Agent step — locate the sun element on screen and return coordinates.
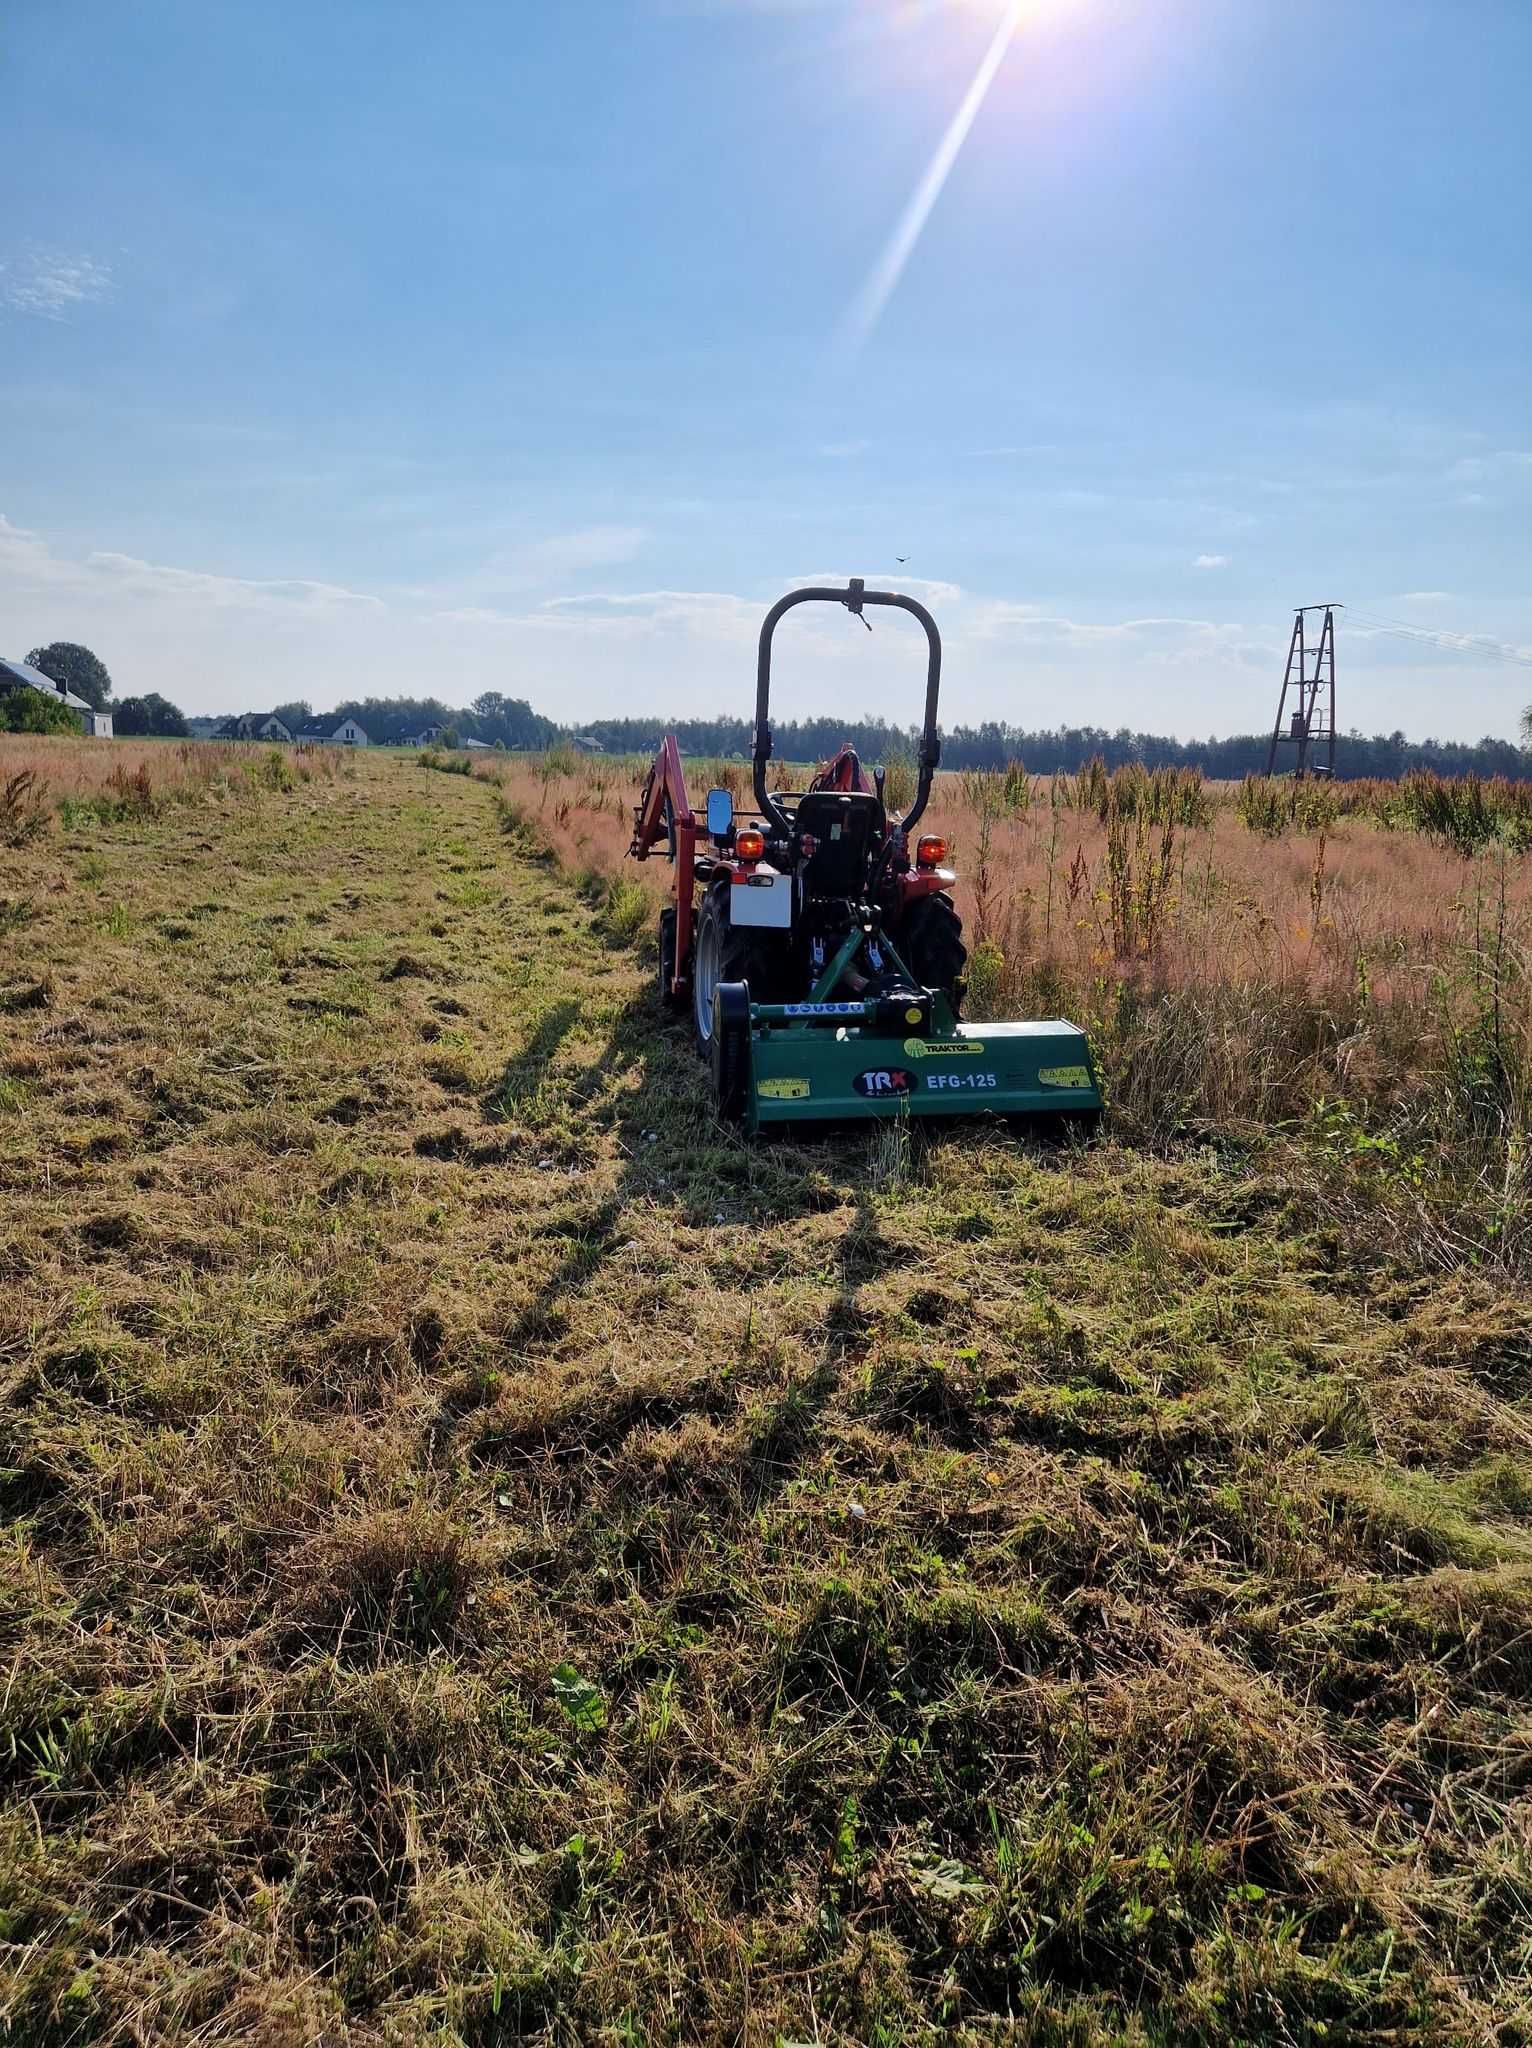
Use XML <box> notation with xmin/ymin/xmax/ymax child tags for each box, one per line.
<box><xmin>952</xmin><ymin>0</ymin><xmax>1083</xmax><ymax>31</ymax></box>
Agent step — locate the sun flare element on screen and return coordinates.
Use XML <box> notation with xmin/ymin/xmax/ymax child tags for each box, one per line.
<box><xmin>840</xmin><ymin>0</ymin><xmax>1029</xmax><ymax>355</ymax></box>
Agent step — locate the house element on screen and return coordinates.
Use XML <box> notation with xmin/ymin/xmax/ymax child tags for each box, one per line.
<box><xmin>295</xmin><ymin>718</ymin><xmax>370</xmax><ymax>747</ymax></box>
<box><xmin>406</xmin><ymin>723</ymin><xmax>446</xmax><ymax>747</ymax></box>
<box><xmin>462</xmin><ymin>737</ymin><xmax>492</xmax><ymax>750</ymax></box>
<box><xmin>223</xmin><ymin>713</ymin><xmax>293</xmax><ymax>742</ymax></box>
<box><xmin>0</xmin><ymin>656</ymin><xmax>114</xmax><ymax>737</ymax></box>
<box><xmin>573</xmin><ymin>733</ymin><xmax>605</xmax><ymax>753</ymax></box>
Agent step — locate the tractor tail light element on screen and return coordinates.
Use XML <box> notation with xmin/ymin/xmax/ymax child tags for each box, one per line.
<box><xmin>734</xmin><ymin>827</ymin><xmax>765</xmax><ymax>861</ymax></box>
<box><xmin>915</xmin><ymin>835</ymin><xmax>948</xmax><ymax>868</ymax></box>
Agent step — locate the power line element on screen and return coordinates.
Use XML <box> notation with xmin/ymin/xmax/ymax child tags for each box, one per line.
<box><xmin>1346</xmin><ymin>609</ymin><xmax>1532</xmax><ymax>672</ymax></box>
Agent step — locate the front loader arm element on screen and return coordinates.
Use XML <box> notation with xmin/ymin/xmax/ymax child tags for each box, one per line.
<box><xmin>629</xmin><ymin>734</ymin><xmax>701</xmax><ymax>1000</ymax></box>
<box><xmin>630</xmin><ymin>734</ymin><xmax>693</xmax><ymax>860</ymax></box>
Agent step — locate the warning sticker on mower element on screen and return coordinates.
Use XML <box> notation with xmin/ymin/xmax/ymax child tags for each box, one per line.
<box><xmin>903</xmin><ymin>1038</ymin><xmax>986</xmax><ymax>1059</ymax></box>
<box><xmin>1038</xmin><ymin>1065</ymin><xmax>1093</xmax><ymax>1088</ymax></box>
<box><xmin>757</xmin><ymin>1077</ymin><xmax>810</xmax><ymax>1100</ymax></box>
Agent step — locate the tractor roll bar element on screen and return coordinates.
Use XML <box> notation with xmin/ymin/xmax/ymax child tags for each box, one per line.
<box><xmin>752</xmin><ymin>580</ymin><xmax>942</xmax><ymax>838</ymax></box>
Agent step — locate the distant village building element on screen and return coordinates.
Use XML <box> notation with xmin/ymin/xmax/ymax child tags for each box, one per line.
<box><xmin>223</xmin><ymin>713</ymin><xmax>293</xmax><ymax>742</ymax></box>
<box><xmin>296</xmin><ymin>718</ymin><xmax>370</xmax><ymax>747</ymax></box>
<box><xmin>573</xmin><ymin>733</ymin><xmax>605</xmax><ymax>753</ymax></box>
<box><xmin>405</xmin><ymin>723</ymin><xmax>446</xmax><ymax>747</ymax></box>
<box><xmin>0</xmin><ymin>656</ymin><xmax>113</xmax><ymax>737</ymax></box>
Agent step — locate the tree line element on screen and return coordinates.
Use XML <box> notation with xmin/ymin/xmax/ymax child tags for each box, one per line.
<box><xmin>7</xmin><ymin>642</ymin><xmax>1531</xmax><ymax>780</ymax></box>
<box><xmin>570</xmin><ymin>714</ymin><xmax>1532</xmax><ymax>782</ymax></box>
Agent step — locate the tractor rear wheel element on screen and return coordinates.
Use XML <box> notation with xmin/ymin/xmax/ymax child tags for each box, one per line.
<box><xmin>692</xmin><ymin>885</ymin><xmax>774</xmax><ymax>1052</ymax></box>
<box><xmin>894</xmin><ymin>891</ymin><xmax>968</xmax><ymax>1015</ymax></box>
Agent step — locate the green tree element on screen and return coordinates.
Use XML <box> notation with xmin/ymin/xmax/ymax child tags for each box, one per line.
<box><xmin>24</xmin><ymin>642</ymin><xmax>113</xmax><ymax>710</ymax></box>
<box><xmin>0</xmin><ymin>687</ymin><xmax>80</xmax><ymax>735</ymax></box>
<box><xmin>1522</xmin><ymin>703</ymin><xmax>1531</xmax><ymax>749</ymax></box>
<box><xmin>114</xmin><ymin>692</ymin><xmax>189</xmax><ymax>738</ymax></box>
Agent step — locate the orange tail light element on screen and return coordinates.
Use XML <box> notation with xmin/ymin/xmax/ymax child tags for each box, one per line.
<box><xmin>734</xmin><ymin>827</ymin><xmax>766</xmax><ymax>861</ymax></box>
<box><xmin>915</xmin><ymin>835</ymin><xmax>948</xmax><ymax>868</ymax></box>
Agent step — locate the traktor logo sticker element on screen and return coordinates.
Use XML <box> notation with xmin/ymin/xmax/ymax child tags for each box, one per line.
<box><xmin>903</xmin><ymin>1038</ymin><xmax>985</xmax><ymax>1059</ymax></box>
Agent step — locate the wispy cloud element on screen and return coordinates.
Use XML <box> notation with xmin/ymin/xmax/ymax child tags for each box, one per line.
<box><xmin>0</xmin><ymin>513</ymin><xmax>378</xmax><ymax>614</ymax></box>
<box><xmin>490</xmin><ymin>524</ymin><xmax>647</xmax><ymax>586</ymax></box>
<box><xmin>1193</xmin><ymin>553</ymin><xmax>1229</xmax><ymax>570</ymax></box>
<box><xmin>0</xmin><ymin>248</ymin><xmax>114</xmax><ymax>321</ymax></box>
<box><xmin>1448</xmin><ymin>449</ymin><xmax>1532</xmax><ymax>484</ymax></box>
<box><xmin>538</xmin><ymin>588</ymin><xmax>761</xmax><ymax>640</ymax></box>
<box><xmin>417</xmin><ymin>525</ymin><xmax>649</xmax><ymax>607</ymax></box>
<box><xmin>87</xmin><ymin>551</ymin><xmax>381</xmax><ymax>613</ymax></box>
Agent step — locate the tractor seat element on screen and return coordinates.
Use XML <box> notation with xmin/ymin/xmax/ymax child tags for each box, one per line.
<box><xmin>793</xmin><ymin>790</ymin><xmax>884</xmax><ymax>897</ymax></box>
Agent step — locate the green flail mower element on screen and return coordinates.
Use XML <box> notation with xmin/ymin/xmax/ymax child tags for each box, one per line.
<box><xmin>629</xmin><ymin>580</ymin><xmax>1102</xmax><ymax>1134</ymax></box>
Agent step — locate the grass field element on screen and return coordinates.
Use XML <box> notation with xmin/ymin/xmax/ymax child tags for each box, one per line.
<box><xmin>3</xmin><ymin>743</ymin><xmax>1531</xmax><ymax>2044</ymax></box>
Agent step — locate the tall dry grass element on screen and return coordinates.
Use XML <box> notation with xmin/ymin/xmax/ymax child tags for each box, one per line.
<box><xmin>459</xmin><ymin>748</ymin><xmax>1532</xmax><ymax>1275</ymax></box>
<box><xmin>0</xmin><ymin>732</ymin><xmax>352</xmax><ymax>824</ymax></box>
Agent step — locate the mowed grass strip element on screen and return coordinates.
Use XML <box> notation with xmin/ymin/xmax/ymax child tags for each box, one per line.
<box><xmin>1</xmin><ymin>751</ymin><xmax>1529</xmax><ymax>2046</ymax></box>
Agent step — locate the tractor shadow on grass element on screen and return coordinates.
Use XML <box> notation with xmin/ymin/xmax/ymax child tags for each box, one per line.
<box><xmin>483</xmin><ymin>996</ymin><xmax>583</xmax><ymax>1116</ymax></box>
<box><xmin>481</xmin><ymin>986</ymin><xmax>912</xmax><ymax>1363</ymax></box>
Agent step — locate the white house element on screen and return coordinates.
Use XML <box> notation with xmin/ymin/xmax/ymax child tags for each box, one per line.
<box><xmin>295</xmin><ymin>717</ymin><xmax>370</xmax><ymax>747</ymax></box>
<box><xmin>0</xmin><ymin>656</ymin><xmax>113</xmax><ymax>737</ymax></box>
<box><xmin>224</xmin><ymin>713</ymin><xmax>293</xmax><ymax>742</ymax></box>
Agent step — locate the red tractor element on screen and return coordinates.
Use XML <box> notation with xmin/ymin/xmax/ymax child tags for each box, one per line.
<box><xmin>631</xmin><ymin>580</ymin><xmax>964</xmax><ymax>1040</ymax></box>
<box><xmin>629</xmin><ymin>580</ymin><xmax>1101</xmax><ymax>1131</ymax></box>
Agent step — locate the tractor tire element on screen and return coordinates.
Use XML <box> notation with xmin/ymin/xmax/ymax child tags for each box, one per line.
<box><xmin>711</xmin><ymin>981</ymin><xmax>752</xmax><ymax>1121</ymax></box>
<box><xmin>657</xmin><ymin>906</ymin><xmax>682</xmax><ymax>1011</ymax></box>
<box><xmin>691</xmin><ymin>884</ymin><xmax>775</xmax><ymax>1052</ymax></box>
<box><xmin>894</xmin><ymin>891</ymin><xmax>968</xmax><ymax>1015</ymax></box>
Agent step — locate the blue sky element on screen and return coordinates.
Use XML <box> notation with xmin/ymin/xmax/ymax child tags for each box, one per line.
<box><xmin>3</xmin><ymin>0</ymin><xmax>1529</xmax><ymax>738</ymax></box>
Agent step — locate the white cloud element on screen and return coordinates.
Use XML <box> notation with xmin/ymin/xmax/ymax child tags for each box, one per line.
<box><xmin>483</xmin><ymin>525</ymin><xmax>647</xmax><ymax>587</ymax></box>
<box><xmin>539</xmin><ymin>588</ymin><xmax>763</xmax><ymax>642</ymax></box>
<box><xmin>1448</xmin><ymin>449</ymin><xmax>1532</xmax><ymax>484</ymax></box>
<box><xmin>85</xmin><ymin>551</ymin><xmax>381</xmax><ymax>613</ymax></box>
<box><xmin>0</xmin><ymin>248</ymin><xmax>114</xmax><ymax>321</ymax></box>
<box><xmin>0</xmin><ymin>514</ymin><xmax>72</xmax><ymax>585</ymax></box>
<box><xmin>410</xmin><ymin>526</ymin><xmax>649</xmax><ymax>609</ymax></box>
<box><xmin>1193</xmin><ymin>553</ymin><xmax>1229</xmax><ymax>570</ymax></box>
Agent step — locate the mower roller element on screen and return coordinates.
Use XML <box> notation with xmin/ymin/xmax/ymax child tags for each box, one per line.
<box><xmin>629</xmin><ymin>580</ymin><xmax>1102</xmax><ymax>1134</ymax></box>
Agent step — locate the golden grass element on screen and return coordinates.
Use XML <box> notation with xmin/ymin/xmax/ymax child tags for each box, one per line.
<box><xmin>0</xmin><ymin>731</ymin><xmax>353</xmax><ymax>820</ymax></box>
<box><xmin>466</xmin><ymin>749</ymin><xmax>1531</xmax><ymax>1275</ymax></box>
